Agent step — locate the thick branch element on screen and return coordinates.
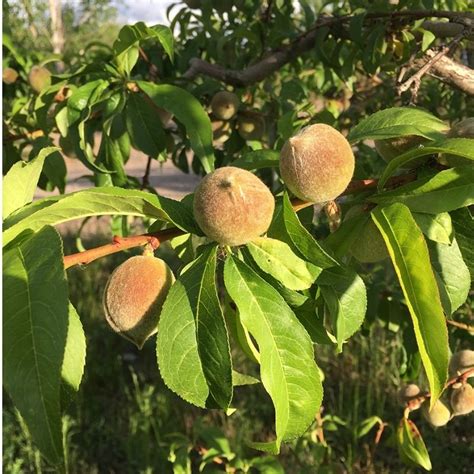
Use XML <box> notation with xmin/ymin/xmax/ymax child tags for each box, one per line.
<box><xmin>183</xmin><ymin>10</ymin><xmax>472</xmax><ymax>87</ymax></box>
<box><xmin>426</xmin><ymin>50</ymin><xmax>474</xmax><ymax>95</ymax></box>
<box><xmin>63</xmin><ymin>173</ymin><xmax>417</xmax><ymax>269</ymax></box>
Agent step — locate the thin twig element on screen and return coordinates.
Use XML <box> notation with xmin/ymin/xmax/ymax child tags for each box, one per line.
<box><xmin>141</xmin><ymin>156</ymin><xmax>153</xmax><ymax>189</ymax></box>
<box><xmin>446</xmin><ymin>319</ymin><xmax>474</xmax><ymax>332</ymax></box>
<box><xmin>397</xmin><ymin>31</ymin><xmax>468</xmax><ymax>101</ymax></box>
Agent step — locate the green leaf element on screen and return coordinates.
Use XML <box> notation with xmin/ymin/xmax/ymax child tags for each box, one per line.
<box><xmin>348</xmin><ymin>107</ymin><xmax>447</xmax><ymax>143</ymax></box>
<box><xmin>319</xmin><ymin>267</ymin><xmax>367</xmax><ymax>351</ymax></box>
<box><xmin>371</xmin><ymin>167</ymin><xmax>474</xmax><ymax>214</ymax></box>
<box><xmin>356</xmin><ymin>416</ymin><xmax>383</xmax><ymax>439</ymax></box>
<box><xmin>247</xmin><ymin>237</ymin><xmax>321</xmax><ymax>290</ymax></box>
<box><xmin>397</xmin><ymin>419</ymin><xmax>432</xmax><ymax>471</ymax></box>
<box><xmin>450</xmin><ymin>208</ymin><xmax>474</xmax><ymax>280</ymax></box>
<box><xmin>3</xmin><ymin>187</ymin><xmax>198</xmax><ymax>246</ymax></box>
<box><xmin>429</xmin><ymin>238</ymin><xmax>470</xmax><ymax>315</ymax></box>
<box><xmin>378</xmin><ymin>138</ymin><xmax>474</xmax><ymax>190</ymax></box>
<box><xmin>231</xmin><ymin>150</ymin><xmax>280</xmax><ymax>170</ymax></box>
<box><xmin>412</xmin><ymin>212</ymin><xmax>453</xmax><ymax>245</ymax></box>
<box><xmin>224</xmin><ymin>256</ymin><xmax>322</xmax><ymax>454</ymax></box>
<box><xmin>232</xmin><ymin>371</ymin><xmax>259</xmax><ymax>386</ymax></box>
<box><xmin>3</xmin><ymin>147</ymin><xmax>58</xmax><ymax>219</ymax></box>
<box><xmin>125</xmin><ymin>93</ymin><xmax>166</xmax><ymax>158</ymax></box>
<box><xmin>61</xmin><ymin>303</ymin><xmax>86</xmax><ymax>404</ymax></box>
<box><xmin>113</xmin><ymin>23</ymin><xmax>173</xmax><ymax>75</ymax></box>
<box><xmin>3</xmin><ymin>226</ymin><xmax>68</xmax><ymax>464</ymax></box>
<box><xmin>372</xmin><ymin>204</ymin><xmax>448</xmax><ymax>405</ymax></box>
<box><xmin>281</xmin><ymin>192</ymin><xmax>338</xmax><ymax>268</ymax></box>
<box><xmin>67</xmin><ymin>80</ymin><xmax>109</xmax><ymax>125</ymax></box>
<box><xmin>421</xmin><ymin>29</ymin><xmax>436</xmax><ymax>51</ymax></box>
<box><xmin>138</xmin><ymin>81</ymin><xmax>215</xmax><ymax>173</ymax></box>
<box><xmin>157</xmin><ymin>246</ymin><xmax>233</xmax><ymax>409</ymax></box>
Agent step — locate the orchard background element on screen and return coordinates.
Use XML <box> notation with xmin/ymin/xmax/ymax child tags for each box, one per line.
<box><xmin>2</xmin><ymin>0</ymin><xmax>474</xmax><ymax>473</ymax></box>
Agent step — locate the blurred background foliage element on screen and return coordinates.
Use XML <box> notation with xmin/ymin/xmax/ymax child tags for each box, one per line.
<box><xmin>3</xmin><ymin>0</ymin><xmax>474</xmax><ymax>472</ymax></box>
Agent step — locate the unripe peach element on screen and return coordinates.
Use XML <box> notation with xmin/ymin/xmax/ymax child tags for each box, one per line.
<box><xmin>211</xmin><ymin>91</ymin><xmax>239</xmax><ymax>120</ymax></box>
<box><xmin>344</xmin><ymin>205</ymin><xmax>388</xmax><ymax>263</ymax></box>
<box><xmin>398</xmin><ymin>383</ymin><xmax>421</xmax><ymax>408</ymax></box>
<box><xmin>421</xmin><ymin>399</ymin><xmax>451</xmax><ymax>427</ymax></box>
<box><xmin>438</xmin><ymin>118</ymin><xmax>474</xmax><ymax>167</ymax></box>
<box><xmin>103</xmin><ymin>255</ymin><xmax>175</xmax><ymax>349</ymax></box>
<box><xmin>280</xmin><ymin>124</ymin><xmax>354</xmax><ymax>203</ymax></box>
<box><xmin>449</xmin><ymin>349</ymin><xmax>474</xmax><ymax>377</ymax></box>
<box><xmin>212</xmin><ymin>120</ymin><xmax>231</xmax><ymax>145</ymax></box>
<box><xmin>450</xmin><ymin>383</ymin><xmax>474</xmax><ymax>416</ymax></box>
<box><xmin>374</xmin><ymin>135</ymin><xmax>429</xmax><ymax>168</ymax></box>
<box><xmin>237</xmin><ymin>112</ymin><xmax>265</xmax><ymax>140</ymax></box>
<box><xmin>3</xmin><ymin>67</ymin><xmax>18</xmax><ymax>84</ymax></box>
<box><xmin>193</xmin><ymin>166</ymin><xmax>275</xmax><ymax>246</ymax></box>
<box><xmin>28</xmin><ymin>65</ymin><xmax>51</xmax><ymax>93</ymax></box>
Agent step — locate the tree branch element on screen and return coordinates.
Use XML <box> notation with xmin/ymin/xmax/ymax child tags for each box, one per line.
<box><xmin>426</xmin><ymin>50</ymin><xmax>474</xmax><ymax>95</ymax></box>
<box><xmin>397</xmin><ymin>31</ymin><xmax>468</xmax><ymax>100</ymax></box>
<box><xmin>183</xmin><ymin>10</ymin><xmax>472</xmax><ymax>87</ymax></box>
<box><xmin>62</xmin><ymin>172</ymin><xmax>417</xmax><ymax>269</ymax></box>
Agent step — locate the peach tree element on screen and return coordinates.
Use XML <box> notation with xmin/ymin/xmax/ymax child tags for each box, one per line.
<box><xmin>3</xmin><ymin>1</ymin><xmax>474</xmax><ymax>471</ymax></box>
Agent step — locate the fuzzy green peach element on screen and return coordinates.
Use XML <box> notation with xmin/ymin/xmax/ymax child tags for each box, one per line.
<box><xmin>280</xmin><ymin>124</ymin><xmax>355</xmax><ymax>203</ymax></box>
<box><xmin>193</xmin><ymin>166</ymin><xmax>275</xmax><ymax>246</ymax></box>
<box><xmin>103</xmin><ymin>255</ymin><xmax>175</xmax><ymax>349</ymax></box>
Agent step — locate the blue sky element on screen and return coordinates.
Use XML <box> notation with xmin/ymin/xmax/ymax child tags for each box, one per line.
<box><xmin>117</xmin><ymin>0</ymin><xmax>176</xmax><ymax>25</ymax></box>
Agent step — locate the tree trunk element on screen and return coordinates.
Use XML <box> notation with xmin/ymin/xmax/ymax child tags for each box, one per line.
<box><xmin>49</xmin><ymin>0</ymin><xmax>65</xmax><ymax>66</ymax></box>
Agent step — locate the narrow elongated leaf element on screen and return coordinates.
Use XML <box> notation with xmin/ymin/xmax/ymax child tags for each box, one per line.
<box><xmin>67</xmin><ymin>80</ymin><xmax>109</xmax><ymax>125</ymax></box>
<box><xmin>450</xmin><ymin>208</ymin><xmax>474</xmax><ymax>280</ymax></box>
<box><xmin>378</xmin><ymin>138</ymin><xmax>474</xmax><ymax>189</ymax></box>
<box><xmin>282</xmin><ymin>192</ymin><xmax>338</xmax><ymax>268</ymax></box>
<box><xmin>157</xmin><ymin>246</ymin><xmax>232</xmax><ymax>409</ymax></box>
<box><xmin>348</xmin><ymin>107</ymin><xmax>447</xmax><ymax>143</ymax></box>
<box><xmin>397</xmin><ymin>419</ymin><xmax>432</xmax><ymax>471</ymax></box>
<box><xmin>224</xmin><ymin>256</ymin><xmax>322</xmax><ymax>453</ymax></box>
<box><xmin>429</xmin><ymin>239</ymin><xmax>470</xmax><ymax>315</ymax></box>
<box><xmin>3</xmin><ymin>147</ymin><xmax>58</xmax><ymax>219</ymax></box>
<box><xmin>61</xmin><ymin>303</ymin><xmax>86</xmax><ymax>404</ymax></box>
<box><xmin>319</xmin><ymin>267</ymin><xmax>367</xmax><ymax>350</ymax></box>
<box><xmin>3</xmin><ymin>226</ymin><xmax>68</xmax><ymax>464</ymax></box>
<box><xmin>372</xmin><ymin>204</ymin><xmax>448</xmax><ymax>405</ymax></box>
<box><xmin>3</xmin><ymin>187</ymin><xmax>198</xmax><ymax>246</ymax></box>
<box><xmin>247</xmin><ymin>237</ymin><xmax>321</xmax><ymax>290</ymax></box>
<box><xmin>412</xmin><ymin>212</ymin><xmax>453</xmax><ymax>245</ymax></box>
<box><xmin>371</xmin><ymin>168</ymin><xmax>474</xmax><ymax>214</ymax></box>
<box><xmin>138</xmin><ymin>81</ymin><xmax>214</xmax><ymax>173</ymax></box>
<box><xmin>125</xmin><ymin>93</ymin><xmax>166</xmax><ymax>157</ymax></box>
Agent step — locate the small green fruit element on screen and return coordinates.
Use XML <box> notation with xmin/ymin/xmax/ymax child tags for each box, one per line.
<box><xmin>211</xmin><ymin>91</ymin><xmax>240</xmax><ymax>120</ymax></box>
<box><xmin>345</xmin><ymin>206</ymin><xmax>388</xmax><ymax>263</ymax></box>
<box><xmin>398</xmin><ymin>383</ymin><xmax>421</xmax><ymax>408</ymax></box>
<box><xmin>421</xmin><ymin>399</ymin><xmax>451</xmax><ymax>427</ymax></box>
<box><xmin>374</xmin><ymin>135</ymin><xmax>428</xmax><ymax>168</ymax></box>
<box><xmin>103</xmin><ymin>255</ymin><xmax>175</xmax><ymax>349</ymax></box>
<box><xmin>212</xmin><ymin>120</ymin><xmax>231</xmax><ymax>145</ymax></box>
<box><xmin>28</xmin><ymin>65</ymin><xmax>51</xmax><ymax>93</ymax></box>
<box><xmin>193</xmin><ymin>166</ymin><xmax>275</xmax><ymax>246</ymax></box>
<box><xmin>449</xmin><ymin>349</ymin><xmax>474</xmax><ymax>377</ymax></box>
<box><xmin>237</xmin><ymin>112</ymin><xmax>265</xmax><ymax>140</ymax></box>
<box><xmin>438</xmin><ymin>118</ymin><xmax>474</xmax><ymax>167</ymax></box>
<box><xmin>450</xmin><ymin>383</ymin><xmax>474</xmax><ymax>416</ymax></box>
<box><xmin>280</xmin><ymin>124</ymin><xmax>355</xmax><ymax>203</ymax></box>
<box><xmin>3</xmin><ymin>67</ymin><xmax>19</xmax><ymax>84</ymax></box>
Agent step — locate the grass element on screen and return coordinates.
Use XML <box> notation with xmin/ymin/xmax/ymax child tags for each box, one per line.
<box><xmin>3</xmin><ymin>233</ymin><xmax>473</xmax><ymax>473</ymax></box>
